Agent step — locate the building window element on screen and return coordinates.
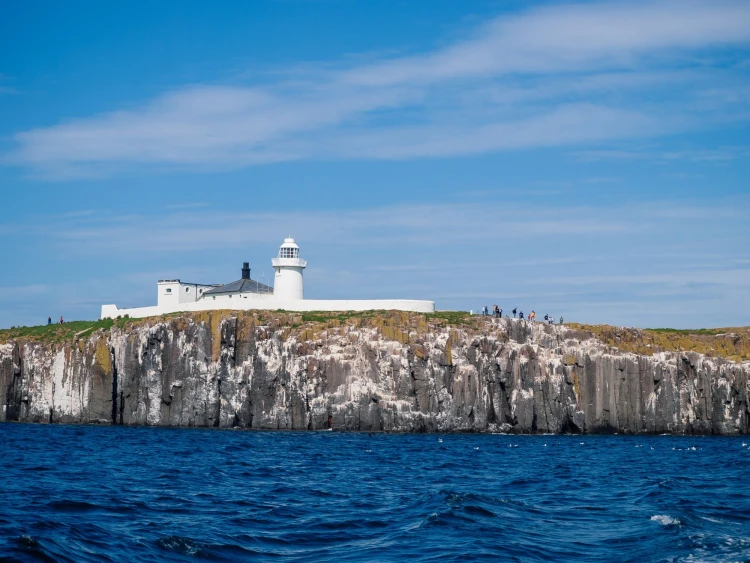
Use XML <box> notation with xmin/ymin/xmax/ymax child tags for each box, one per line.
<box><xmin>199</xmin><ymin>289</ymin><xmax>203</xmax><ymax>294</ymax></box>
<box><xmin>185</xmin><ymin>287</ymin><xmax>190</xmax><ymax>293</ymax></box>
<box><xmin>166</xmin><ymin>288</ymin><xmax>172</xmax><ymax>293</ymax></box>
<box><xmin>213</xmin><ymin>296</ymin><xmax>216</xmax><ymax>300</ymax></box>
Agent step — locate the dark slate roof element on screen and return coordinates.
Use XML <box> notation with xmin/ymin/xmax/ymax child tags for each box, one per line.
<box><xmin>203</xmin><ymin>278</ymin><xmax>273</xmax><ymax>295</ymax></box>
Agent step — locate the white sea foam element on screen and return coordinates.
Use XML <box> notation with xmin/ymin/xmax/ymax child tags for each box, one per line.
<box><xmin>651</xmin><ymin>514</ymin><xmax>681</xmax><ymax>526</ymax></box>
<box><xmin>700</xmin><ymin>516</ymin><xmax>723</xmax><ymax>524</ymax></box>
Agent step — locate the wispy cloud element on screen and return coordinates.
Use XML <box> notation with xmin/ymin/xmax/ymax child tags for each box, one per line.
<box><xmin>573</xmin><ymin>145</ymin><xmax>750</xmax><ymax>163</ymax></box>
<box><xmin>39</xmin><ymin>202</ymin><xmax>635</xmax><ymax>256</ymax></box>
<box><xmin>4</xmin><ymin>0</ymin><xmax>750</xmax><ymax>178</ymax></box>
<box><xmin>340</xmin><ymin>0</ymin><xmax>750</xmax><ymax>85</ymax></box>
<box><xmin>1</xmin><ymin>194</ymin><xmax>748</xmax><ymax>327</ymax></box>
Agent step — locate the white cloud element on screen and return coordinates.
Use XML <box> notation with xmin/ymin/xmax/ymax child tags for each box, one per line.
<box><xmin>2</xmin><ymin>194</ymin><xmax>748</xmax><ymax>328</ymax></box>
<box><xmin>341</xmin><ymin>0</ymin><xmax>750</xmax><ymax>86</ymax></box>
<box><xmin>4</xmin><ymin>0</ymin><xmax>750</xmax><ymax>178</ymax></box>
<box><xmin>41</xmin><ymin>201</ymin><xmax>635</xmax><ymax>257</ymax></box>
<box><xmin>572</xmin><ymin>145</ymin><xmax>750</xmax><ymax>163</ymax></box>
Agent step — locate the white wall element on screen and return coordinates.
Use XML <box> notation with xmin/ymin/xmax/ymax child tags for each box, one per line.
<box><xmin>178</xmin><ymin>283</ymin><xmax>215</xmax><ymax>304</ymax></box>
<box><xmin>101</xmin><ymin>296</ymin><xmax>435</xmax><ymax>319</ymax></box>
<box><xmin>158</xmin><ymin>281</ymin><xmax>216</xmax><ymax>307</ymax></box>
<box><xmin>273</xmin><ymin>266</ymin><xmax>304</xmax><ymax>300</ymax></box>
<box><xmin>101</xmin><ymin>304</ymin><xmax>161</xmax><ymax>319</ymax></box>
<box><xmin>157</xmin><ymin>281</ymin><xmax>181</xmax><ymax>309</ymax></box>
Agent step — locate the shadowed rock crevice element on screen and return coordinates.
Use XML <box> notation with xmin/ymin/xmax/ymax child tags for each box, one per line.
<box><xmin>0</xmin><ymin>314</ymin><xmax>748</xmax><ymax>434</ymax></box>
<box><xmin>111</xmin><ymin>346</ymin><xmax>118</xmax><ymax>425</ymax></box>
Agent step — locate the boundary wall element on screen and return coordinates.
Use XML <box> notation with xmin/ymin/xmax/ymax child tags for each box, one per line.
<box><xmin>101</xmin><ymin>297</ymin><xmax>435</xmax><ymax>319</ymax></box>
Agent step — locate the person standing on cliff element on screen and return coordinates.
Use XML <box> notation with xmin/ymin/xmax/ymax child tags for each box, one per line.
<box><xmin>519</xmin><ymin>311</ymin><xmax>524</xmax><ymax>320</ymax></box>
<box><xmin>47</xmin><ymin>316</ymin><xmax>52</xmax><ymax>325</ymax></box>
<box><xmin>560</xmin><ymin>316</ymin><xmax>564</xmax><ymax>325</ymax></box>
<box><xmin>483</xmin><ymin>305</ymin><xmax>489</xmax><ymax>316</ymax></box>
<box><xmin>512</xmin><ymin>307</ymin><xmax>517</xmax><ymax>318</ymax></box>
<box><xmin>59</xmin><ymin>316</ymin><xmax>64</xmax><ymax>324</ymax></box>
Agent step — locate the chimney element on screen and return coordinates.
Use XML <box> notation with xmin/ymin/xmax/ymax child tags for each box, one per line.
<box><xmin>241</xmin><ymin>262</ymin><xmax>250</xmax><ymax>280</ymax></box>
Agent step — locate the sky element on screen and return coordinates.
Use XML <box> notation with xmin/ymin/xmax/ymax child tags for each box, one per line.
<box><xmin>0</xmin><ymin>0</ymin><xmax>748</xmax><ymax>329</ymax></box>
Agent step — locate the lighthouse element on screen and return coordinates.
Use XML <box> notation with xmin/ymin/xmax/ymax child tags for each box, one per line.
<box><xmin>271</xmin><ymin>237</ymin><xmax>307</xmax><ymax>300</ymax></box>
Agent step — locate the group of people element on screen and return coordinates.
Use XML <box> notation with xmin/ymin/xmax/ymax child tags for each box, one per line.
<box><xmin>482</xmin><ymin>306</ymin><xmax>563</xmax><ymax>325</ymax></box>
<box><xmin>47</xmin><ymin>316</ymin><xmax>64</xmax><ymax>325</ymax></box>
<box><xmin>485</xmin><ymin>305</ymin><xmax>503</xmax><ymax>317</ymax></box>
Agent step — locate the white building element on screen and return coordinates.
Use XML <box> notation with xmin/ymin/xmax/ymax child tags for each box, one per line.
<box><xmin>100</xmin><ymin>238</ymin><xmax>435</xmax><ymax>319</ymax></box>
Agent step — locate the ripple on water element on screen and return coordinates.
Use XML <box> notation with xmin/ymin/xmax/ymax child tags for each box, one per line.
<box><xmin>1</xmin><ymin>426</ymin><xmax>749</xmax><ymax>562</ymax></box>
<box><xmin>45</xmin><ymin>500</ymin><xmax>101</xmax><ymax>512</ymax></box>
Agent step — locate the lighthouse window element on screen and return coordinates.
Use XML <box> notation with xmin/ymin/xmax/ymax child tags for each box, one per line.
<box><xmin>185</xmin><ymin>287</ymin><xmax>190</xmax><ymax>293</ymax></box>
<box><xmin>166</xmin><ymin>288</ymin><xmax>172</xmax><ymax>293</ymax></box>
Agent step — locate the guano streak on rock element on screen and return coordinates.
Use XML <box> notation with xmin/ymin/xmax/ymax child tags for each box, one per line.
<box><xmin>1</xmin><ymin>313</ymin><xmax>748</xmax><ymax>434</ymax></box>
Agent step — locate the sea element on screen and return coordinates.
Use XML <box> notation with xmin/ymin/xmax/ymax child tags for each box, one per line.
<box><xmin>1</xmin><ymin>424</ymin><xmax>748</xmax><ymax>562</ymax></box>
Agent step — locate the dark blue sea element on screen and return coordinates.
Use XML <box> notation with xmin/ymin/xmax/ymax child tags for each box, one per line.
<box><xmin>1</xmin><ymin>425</ymin><xmax>749</xmax><ymax>562</ymax></box>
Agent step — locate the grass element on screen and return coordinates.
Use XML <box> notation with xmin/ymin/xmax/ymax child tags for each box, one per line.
<box><xmin>299</xmin><ymin>310</ymin><xmax>385</xmax><ymax>324</ymax></box>
<box><xmin>2</xmin><ymin>311</ymin><xmax>747</xmax><ymax>362</ymax></box>
<box><xmin>426</xmin><ymin>310</ymin><xmax>473</xmax><ymax>325</ymax></box>
<box><xmin>647</xmin><ymin>327</ymin><xmax>731</xmax><ymax>336</ymax></box>
<box><xmin>567</xmin><ymin>323</ymin><xmax>750</xmax><ymax>362</ymax></box>
<box><xmin>0</xmin><ymin>319</ymin><xmax>116</xmax><ymax>344</ymax></box>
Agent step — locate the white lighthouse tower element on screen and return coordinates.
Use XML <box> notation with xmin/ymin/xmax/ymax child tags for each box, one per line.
<box><xmin>271</xmin><ymin>237</ymin><xmax>306</xmax><ymax>301</ymax></box>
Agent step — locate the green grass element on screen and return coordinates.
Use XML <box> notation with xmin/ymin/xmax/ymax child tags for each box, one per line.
<box><xmin>0</xmin><ymin>318</ymin><xmax>116</xmax><ymax>344</ymax></box>
<box><xmin>567</xmin><ymin>323</ymin><xmax>749</xmax><ymax>362</ymax></box>
<box><xmin>297</xmin><ymin>309</ymin><xmax>474</xmax><ymax>328</ymax></box>
<box><xmin>426</xmin><ymin>311</ymin><xmax>473</xmax><ymax>325</ymax></box>
<box><xmin>647</xmin><ymin>327</ymin><xmax>731</xmax><ymax>335</ymax></box>
<box><xmin>3</xmin><ymin>311</ymin><xmax>745</xmax><ymax>362</ymax></box>
<box><xmin>299</xmin><ymin>310</ymin><xmax>387</xmax><ymax>324</ymax></box>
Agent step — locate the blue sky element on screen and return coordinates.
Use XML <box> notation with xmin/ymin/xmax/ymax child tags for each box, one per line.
<box><xmin>0</xmin><ymin>0</ymin><xmax>748</xmax><ymax>329</ymax></box>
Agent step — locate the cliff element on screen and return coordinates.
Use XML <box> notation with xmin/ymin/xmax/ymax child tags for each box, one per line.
<box><xmin>1</xmin><ymin>311</ymin><xmax>748</xmax><ymax>434</ymax></box>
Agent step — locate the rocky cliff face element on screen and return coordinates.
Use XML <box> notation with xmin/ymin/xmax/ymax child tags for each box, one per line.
<box><xmin>1</xmin><ymin>312</ymin><xmax>748</xmax><ymax>434</ymax></box>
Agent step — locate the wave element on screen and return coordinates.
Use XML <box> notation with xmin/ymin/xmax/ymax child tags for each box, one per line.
<box><xmin>651</xmin><ymin>514</ymin><xmax>681</xmax><ymax>526</ymax></box>
<box><xmin>3</xmin><ymin>425</ymin><xmax>749</xmax><ymax>562</ymax></box>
